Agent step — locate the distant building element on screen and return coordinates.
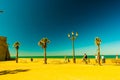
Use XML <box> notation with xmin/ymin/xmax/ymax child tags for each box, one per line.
<box><xmin>0</xmin><ymin>36</ymin><xmax>10</xmax><ymax>61</ymax></box>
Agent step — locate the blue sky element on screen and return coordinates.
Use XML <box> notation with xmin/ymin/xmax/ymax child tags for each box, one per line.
<box><xmin>0</xmin><ymin>0</ymin><xmax>120</xmax><ymax>56</ymax></box>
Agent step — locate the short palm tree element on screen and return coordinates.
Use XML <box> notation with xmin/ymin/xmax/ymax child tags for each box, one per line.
<box><xmin>13</xmin><ymin>41</ymin><xmax>20</xmax><ymax>63</ymax></box>
<box><xmin>95</xmin><ymin>37</ymin><xmax>101</xmax><ymax>65</ymax></box>
<box><xmin>38</xmin><ymin>38</ymin><xmax>50</xmax><ymax>64</ymax></box>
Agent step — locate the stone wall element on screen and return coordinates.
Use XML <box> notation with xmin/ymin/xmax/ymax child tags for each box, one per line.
<box><xmin>0</xmin><ymin>36</ymin><xmax>10</xmax><ymax>61</ymax></box>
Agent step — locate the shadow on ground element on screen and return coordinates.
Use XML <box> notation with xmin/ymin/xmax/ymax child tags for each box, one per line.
<box><xmin>0</xmin><ymin>69</ymin><xmax>30</xmax><ymax>75</ymax></box>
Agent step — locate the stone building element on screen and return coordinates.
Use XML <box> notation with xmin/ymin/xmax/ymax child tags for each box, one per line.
<box><xmin>0</xmin><ymin>36</ymin><xmax>10</xmax><ymax>61</ymax></box>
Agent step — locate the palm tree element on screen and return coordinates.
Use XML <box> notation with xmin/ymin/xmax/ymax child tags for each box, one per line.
<box><xmin>38</xmin><ymin>38</ymin><xmax>50</xmax><ymax>64</ymax></box>
<box><xmin>13</xmin><ymin>41</ymin><xmax>20</xmax><ymax>63</ymax></box>
<box><xmin>95</xmin><ymin>37</ymin><xmax>101</xmax><ymax>65</ymax></box>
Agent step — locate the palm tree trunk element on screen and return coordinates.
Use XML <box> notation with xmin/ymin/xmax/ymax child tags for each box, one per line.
<box><xmin>97</xmin><ymin>45</ymin><xmax>100</xmax><ymax>65</ymax></box>
<box><xmin>44</xmin><ymin>43</ymin><xmax>47</xmax><ymax>64</ymax></box>
<box><xmin>16</xmin><ymin>49</ymin><xmax>18</xmax><ymax>63</ymax></box>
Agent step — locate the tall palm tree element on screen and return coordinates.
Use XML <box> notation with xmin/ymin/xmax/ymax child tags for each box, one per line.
<box><xmin>38</xmin><ymin>38</ymin><xmax>50</xmax><ymax>64</ymax></box>
<box><xmin>95</xmin><ymin>37</ymin><xmax>101</xmax><ymax>65</ymax></box>
<box><xmin>13</xmin><ymin>41</ymin><xmax>20</xmax><ymax>63</ymax></box>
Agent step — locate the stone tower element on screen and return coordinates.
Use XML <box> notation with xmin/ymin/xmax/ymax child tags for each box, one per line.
<box><xmin>0</xmin><ymin>36</ymin><xmax>10</xmax><ymax>61</ymax></box>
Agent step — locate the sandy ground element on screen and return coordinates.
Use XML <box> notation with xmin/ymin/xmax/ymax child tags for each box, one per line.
<box><xmin>0</xmin><ymin>58</ymin><xmax>120</xmax><ymax>80</ymax></box>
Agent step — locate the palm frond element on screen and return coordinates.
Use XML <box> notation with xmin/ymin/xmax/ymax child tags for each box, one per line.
<box><xmin>95</xmin><ymin>37</ymin><xmax>101</xmax><ymax>46</ymax></box>
<box><xmin>38</xmin><ymin>37</ymin><xmax>50</xmax><ymax>48</ymax></box>
<box><xmin>13</xmin><ymin>41</ymin><xmax>20</xmax><ymax>48</ymax></box>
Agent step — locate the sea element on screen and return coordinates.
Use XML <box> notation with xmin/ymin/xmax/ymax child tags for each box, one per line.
<box><xmin>10</xmin><ymin>55</ymin><xmax>119</xmax><ymax>59</ymax></box>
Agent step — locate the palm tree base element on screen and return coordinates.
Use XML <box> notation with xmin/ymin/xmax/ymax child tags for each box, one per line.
<box><xmin>44</xmin><ymin>62</ymin><xmax>47</xmax><ymax>64</ymax></box>
<box><xmin>16</xmin><ymin>59</ymin><xmax>18</xmax><ymax>63</ymax></box>
<box><xmin>97</xmin><ymin>63</ymin><xmax>102</xmax><ymax>66</ymax></box>
<box><xmin>73</xmin><ymin>58</ymin><xmax>76</xmax><ymax>63</ymax></box>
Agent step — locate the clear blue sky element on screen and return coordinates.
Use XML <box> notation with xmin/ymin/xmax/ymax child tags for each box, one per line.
<box><xmin>0</xmin><ymin>0</ymin><xmax>120</xmax><ymax>56</ymax></box>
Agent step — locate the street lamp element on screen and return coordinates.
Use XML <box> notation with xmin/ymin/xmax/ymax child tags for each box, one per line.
<box><xmin>68</xmin><ymin>32</ymin><xmax>78</xmax><ymax>63</ymax></box>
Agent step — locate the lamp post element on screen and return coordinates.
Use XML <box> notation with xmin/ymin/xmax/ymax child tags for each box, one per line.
<box><xmin>68</xmin><ymin>32</ymin><xmax>78</xmax><ymax>63</ymax></box>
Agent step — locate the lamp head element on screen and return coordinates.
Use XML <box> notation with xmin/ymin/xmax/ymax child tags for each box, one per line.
<box><xmin>72</xmin><ymin>32</ymin><xmax>74</xmax><ymax>35</ymax></box>
<box><xmin>76</xmin><ymin>32</ymin><xmax>78</xmax><ymax>36</ymax></box>
<box><xmin>68</xmin><ymin>33</ymin><xmax>70</xmax><ymax>38</ymax></box>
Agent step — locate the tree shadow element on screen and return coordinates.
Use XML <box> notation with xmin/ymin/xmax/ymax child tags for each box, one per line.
<box><xmin>0</xmin><ymin>69</ymin><xmax>30</xmax><ymax>75</ymax></box>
